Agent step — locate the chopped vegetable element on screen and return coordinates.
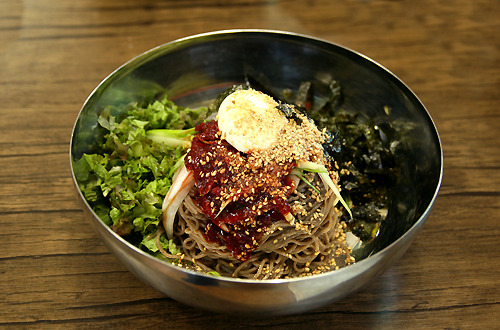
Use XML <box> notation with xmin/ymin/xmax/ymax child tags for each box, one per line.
<box><xmin>73</xmin><ymin>96</ymin><xmax>214</xmax><ymax>253</ymax></box>
<box><xmin>146</xmin><ymin>128</ymin><xmax>197</xmax><ymax>148</ymax></box>
<box><xmin>290</xmin><ymin>168</ymin><xmax>321</xmax><ymax>195</ymax></box>
<box><xmin>206</xmin><ymin>271</ymin><xmax>221</xmax><ymax>277</ymax></box>
<box><xmin>297</xmin><ymin>161</ymin><xmax>353</xmax><ymax>219</ymax></box>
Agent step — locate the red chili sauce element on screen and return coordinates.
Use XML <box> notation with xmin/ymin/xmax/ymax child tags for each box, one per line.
<box><xmin>185</xmin><ymin>121</ymin><xmax>296</xmax><ymax>260</ymax></box>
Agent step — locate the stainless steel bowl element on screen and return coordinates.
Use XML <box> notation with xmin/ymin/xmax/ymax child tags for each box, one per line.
<box><xmin>70</xmin><ymin>30</ymin><xmax>443</xmax><ymax>315</ymax></box>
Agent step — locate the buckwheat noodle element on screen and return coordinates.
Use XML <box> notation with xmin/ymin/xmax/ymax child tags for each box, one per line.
<box><xmin>162</xmin><ymin>176</ymin><xmax>352</xmax><ymax>279</ymax></box>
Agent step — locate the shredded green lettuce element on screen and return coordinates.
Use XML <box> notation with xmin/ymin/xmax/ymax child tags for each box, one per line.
<box><xmin>206</xmin><ymin>271</ymin><xmax>221</xmax><ymax>277</ymax></box>
<box><xmin>73</xmin><ymin>95</ymin><xmax>213</xmax><ymax>255</ymax></box>
<box><xmin>141</xmin><ymin>233</ymin><xmax>182</xmax><ymax>256</ymax></box>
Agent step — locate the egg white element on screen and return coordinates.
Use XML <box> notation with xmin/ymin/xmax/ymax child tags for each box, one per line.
<box><xmin>216</xmin><ymin>89</ymin><xmax>288</xmax><ymax>153</ymax></box>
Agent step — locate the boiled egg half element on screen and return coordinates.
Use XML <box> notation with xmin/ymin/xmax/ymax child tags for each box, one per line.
<box><xmin>217</xmin><ymin>89</ymin><xmax>288</xmax><ymax>153</ymax></box>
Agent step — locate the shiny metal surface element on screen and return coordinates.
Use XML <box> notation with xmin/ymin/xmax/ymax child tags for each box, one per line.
<box><xmin>70</xmin><ymin>30</ymin><xmax>443</xmax><ymax>315</ymax></box>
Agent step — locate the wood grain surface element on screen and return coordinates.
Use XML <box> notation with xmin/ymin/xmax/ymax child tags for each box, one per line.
<box><xmin>1</xmin><ymin>0</ymin><xmax>498</xmax><ymax>328</ymax></box>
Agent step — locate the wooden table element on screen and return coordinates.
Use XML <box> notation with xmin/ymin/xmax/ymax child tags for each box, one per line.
<box><xmin>1</xmin><ymin>0</ymin><xmax>498</xmax><ymax>328</ymax></box>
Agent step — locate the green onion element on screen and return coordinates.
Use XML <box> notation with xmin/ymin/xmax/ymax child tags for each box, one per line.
<box><xmin>297</xmin><ymin>161</ymin><xmax>353</xmax><ymax>219</ymax></box>
<box><xmin>290</xmin><ymin>168</ymin><xmax>321</xmax><ymax>194</ymax></box>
